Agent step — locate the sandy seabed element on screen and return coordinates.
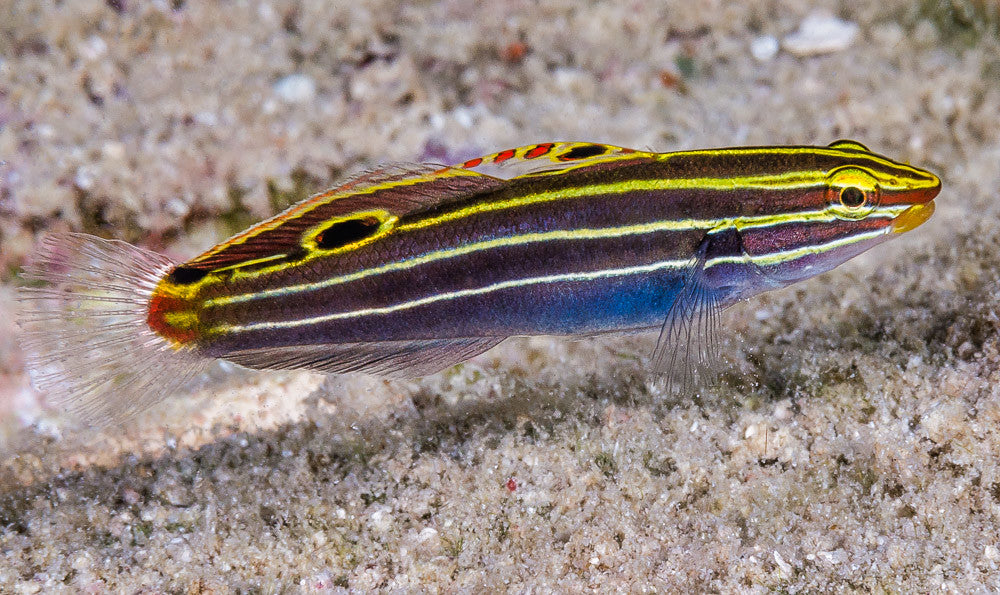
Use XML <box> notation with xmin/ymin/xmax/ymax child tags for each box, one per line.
<box><xmin>2</xmin><ymin>0</ymin><xmax>1000</xmax><ymax>591</ymax></box>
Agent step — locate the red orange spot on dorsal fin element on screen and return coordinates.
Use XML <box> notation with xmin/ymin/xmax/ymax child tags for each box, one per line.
<box><xmin>185</xmin><ymin>164</ymin><xmax>504</xmax><ymax>270</ymax></box>
<box><xmin>493</xmin><ymin>149</ymin><xmax>516</xmax><ymax>163</ymax></box>
<box><xmin>456</xmin><ymin>142</ymin><xmax>652</xmax><ymax>179</ymax></box>
<box><xmin>524</xmin><ymin>143</ymin><xmax>555</xmax><ymax>159</ymax></box>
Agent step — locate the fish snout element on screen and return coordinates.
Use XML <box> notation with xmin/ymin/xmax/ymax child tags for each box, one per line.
<box><xmin>891</xmin><ymin>174</ymin><xmax>940</xmax><ymax>234</ymax></box>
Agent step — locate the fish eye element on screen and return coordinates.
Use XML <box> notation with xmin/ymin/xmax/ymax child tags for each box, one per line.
<box><xmin>826</xmin><ymin>166</ymin><xmax>880</xmax><ymax>220</ymax></box>
<box><xmin>839</xmin><ymin>186</ymin><xmax>866</xmax><ymax>209</ymax></box>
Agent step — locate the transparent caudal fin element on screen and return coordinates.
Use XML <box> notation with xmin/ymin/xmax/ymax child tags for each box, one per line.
<box><xmin>17</xmin><ymin>233</ymin><xmax>212</xmax><ymax>426</ymax></box>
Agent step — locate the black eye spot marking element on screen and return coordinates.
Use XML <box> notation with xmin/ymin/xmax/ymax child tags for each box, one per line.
<box><xmin>168</xmin><ymin>266</ymin><xmax>210</xmax><ymax>285</ymax></box>
<box><xmin>558</xmin><ymin>144</ymin><xmax>607</xmax><ymax>161</ymax></box>
<box><xmin>839</xmin><ymin>186</ymin><xmax>866</xmax><ymax>208</ymax></box>
<box><xmin>314</xmin><ymin>217</ymin><xmax>381</xmax><ymax>250</ymax></box>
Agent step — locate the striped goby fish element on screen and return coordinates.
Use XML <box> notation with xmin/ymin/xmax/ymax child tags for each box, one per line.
<box><xmin>18</xmin><ymin>140</ymin><xmax>940</xmax><ymax>423</ymax></box>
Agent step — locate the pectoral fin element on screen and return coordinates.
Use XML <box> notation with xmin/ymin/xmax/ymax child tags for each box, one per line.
<box><xmin>652</xmin><ymin>256</ymin><xmax>721</xmax><ymax>394</ymax></box>
<box><xmin>652</xmin><ymin>227</ymin><xmax>752</xmax><ymax>393</ymax></box>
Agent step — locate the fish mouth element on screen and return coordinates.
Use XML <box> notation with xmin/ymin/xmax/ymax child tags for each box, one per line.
<box><xmin>891</xmin><ymin>201</ymin><xmax>935</xmax><ymax>234</ymax></box>
<box><xmin>891</xmin><ymin>174</ymin><xmax>940</xmax><ymax>234</ymax></box>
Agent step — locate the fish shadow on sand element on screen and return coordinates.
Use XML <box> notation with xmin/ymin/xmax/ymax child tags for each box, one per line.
<box><xmin>1</xmin><ymin>225</ymin><xmax>996</xmax><ymax>558</ymax></box>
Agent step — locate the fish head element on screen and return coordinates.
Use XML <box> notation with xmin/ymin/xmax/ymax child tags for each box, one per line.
<box><xmin>820</xmin><ymin>140</ymin><xmax>940</xmax><ymax>234</ymax></box>
<box><xmin>737</xmin><ymin>140</ymin><xmax>941</xmax><ymax>287</ymax></box>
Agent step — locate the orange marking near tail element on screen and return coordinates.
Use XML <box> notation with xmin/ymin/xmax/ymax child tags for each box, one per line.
<box><xmin>147</xmin><ymin>294</ymin><xmax>200</xmax><ymax>345</ymax></box>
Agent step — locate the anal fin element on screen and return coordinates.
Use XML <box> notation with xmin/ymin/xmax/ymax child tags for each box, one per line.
<box><xmin>223</xmin><ymin>337</ymin><xmax>506</xmax><ymax>379</ymax></box>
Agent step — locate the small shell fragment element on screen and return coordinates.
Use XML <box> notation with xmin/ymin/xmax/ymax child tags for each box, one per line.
<box><xmin>783</xmin><ymin>14</ymin><xmax>859</xmax><ymax>56</ymax></box>
<box><xmin>273</xmin><ymin>73</ymin><xmax>317</xmax><ymax>103</ymax></box>
<box><xmin>751</xmin><ymin>35</ymin><xmax>780</xmax><ymax>62</ymax></box>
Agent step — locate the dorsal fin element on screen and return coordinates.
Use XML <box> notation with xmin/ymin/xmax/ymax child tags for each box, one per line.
<box><xmin>187</xmin><ymin>165</ymin><xmax>504</xmax><ymax>270</ymax></box>
<box><xmin>456</xmin><ymin>142</ymin><xmax>651</xmax><ymax>179</ymax></box>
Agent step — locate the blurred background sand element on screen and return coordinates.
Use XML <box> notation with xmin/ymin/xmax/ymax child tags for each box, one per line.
<box><xmin>2</xmin><ymin>0</ymin><xmax>1000</xmax><ymax>590</ymax></box>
